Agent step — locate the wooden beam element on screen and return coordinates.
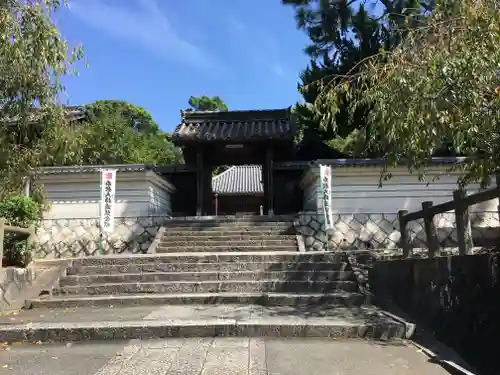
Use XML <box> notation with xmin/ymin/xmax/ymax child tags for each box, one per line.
<box><xmin>398</xmin><ymin>210</ymin><xmax>411</xmax><ymax>258</ymax></box>
<box><xmin>453</xmin><ymin>190</ymin><xmax>473</xmax><ymax>255</ymax></box>
<box><xmin>0</xmin><ymin>218</ymin><xmax>4</xmax><ymax>268</ymax></box>
<box><xmin>5</xmin><ymin>225</ymin><xmax>31</xmax><ymax>235</ymax></box>
<box><xmin>268</xmin><ymin>148</ymin><xmax>274</xmax><ymax>216</ymax></box>
<box><xmin>422</xmin><ymin>201</ymin><xmax>440</xmax><ymax>258</ymax></box>
<box><xmin>196</xmin><ymin>150</ymin><xmax>203</xmax><ymax>216</ymax></box>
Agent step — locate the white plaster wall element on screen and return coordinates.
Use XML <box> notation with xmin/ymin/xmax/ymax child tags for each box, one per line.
<box><xmin>297</xmin><ymin>165</ymin><xmax>500</xmax><ymax>251</ymax></box>
<box><xmin>328</xmin><ymin>167</ymin><xmax>497</xmax><ymax>214</ymax></box>
<box><xmin>40</xmin><ymin>172</ymin><xmax>154</xmax><ymax>219</ymax></box>
<box><xmin>148</xmin><ymin>181</ymin><xmax>172</xmax><ymax>215</ymax></box>
<box><xmin>301</xmin><ymin>169</ymin><xmax>321</xmax><ymax>211</ymax></box>
<box><xmin>303</xmin><ymin>165</ymin><xmax>498</xmax><ymax>214</ymax></box>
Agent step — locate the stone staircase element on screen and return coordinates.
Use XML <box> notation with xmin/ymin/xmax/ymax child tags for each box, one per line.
<box><xmin>155</xmin><ymin>216</ymin><xmax>298</xmax><ymax>253</ymax></box>
<box><xmin>29</xmin><ymin>252</ymin><xmax>364</xmax><ymax>308</ymax></box>
<box><xmin>0</xmin><ymin>216</ymin><xmax>406</xmax><ymax>343</ymax></box>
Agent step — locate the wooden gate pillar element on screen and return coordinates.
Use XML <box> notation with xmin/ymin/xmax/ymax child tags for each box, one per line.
<box><xmin>262</xmin><ymin>146</ymin><xmax>274</xmax><ymax>216</ymax></box>
<box><xmin>196</xmin><ymin>149</ymin><xmax>203</xmax><ymax>216</ymax></box>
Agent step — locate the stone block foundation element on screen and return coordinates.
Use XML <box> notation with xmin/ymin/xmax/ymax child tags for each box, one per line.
<box><xmin>294</xmin><ymin>211</ymin><xmax>500</xmax><ymax>252</ymax></box>
<box><xmin>0</xmin><ymin>267</ymin><xmax>37</xmax><ymax>312</ymax></box>
<box><xmin>34</xmin><ymin>216</ymin><xmax>169</xmax><ymax>259</ymax></box>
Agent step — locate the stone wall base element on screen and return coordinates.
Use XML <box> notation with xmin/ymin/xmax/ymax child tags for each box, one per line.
<box><xmin>294</xmin><ymin>211</ymin><xmax>500</xmax><ymax>252</ymax></box>
<box><xmin>0</xmin><ymin>267</ymin><xmax>36</xmax><ymax>312</ymax></box>
<box><xmin>34</xmin><ymin>216</ymin><xmax>169</xmax><ymax>259</ymax></box>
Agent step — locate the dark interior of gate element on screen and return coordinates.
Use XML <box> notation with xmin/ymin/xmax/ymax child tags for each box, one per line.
<box><xmin>160</xmin><ymin>108</ymin><xmax>306</xmax><ymax>217</ymax></box>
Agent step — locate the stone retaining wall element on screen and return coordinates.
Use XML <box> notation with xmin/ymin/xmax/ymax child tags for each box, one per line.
<box><xmin>295</xmin><ymin>211</ymin><xmax>500</xmax><ymax>252</ymax></box>
<box><xmin>0</xmin><ymin>267</ymin><xmax>37</xmax><ymax>312</ymax></box>
<box><xmin>34</xmin><ymin>216</ymin><xmax>169</xmax><ymax>259</ymax></box>
<box><xmin>33</xmin><ymin>212</ymin><xmax>500</xmax><ymax>258</ymax></box>
<box><xmin>371</xmin><ymin>254</ymin><xmax>500</xmax><ymax>374</ymax></box>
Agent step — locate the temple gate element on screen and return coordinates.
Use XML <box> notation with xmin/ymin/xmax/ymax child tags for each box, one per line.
<box><xmin>171</xmin><ymin>108</ymin><xmax>297</xmax><ymax>216</ymax></box>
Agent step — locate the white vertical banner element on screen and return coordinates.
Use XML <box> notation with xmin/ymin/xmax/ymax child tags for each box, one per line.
<box><xmin>100</xmin><ymin>169</ymin><xmax>117</xmax><ymax>233</ymax></box>
<box><xmin>319</xmin><ymin>165</ymin><xmax>334</xmax><ymax>230</ymax></box>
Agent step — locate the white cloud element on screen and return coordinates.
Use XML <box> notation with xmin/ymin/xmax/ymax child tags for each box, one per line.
<box><xmin>68</xmin><ymin>0</ymin><xmax>217</xmax><ymax>70</ymax></box>
<box><xmin>225</xmin><ymin>15</ymin><xmax>288</xmax><ymax>78</ymax></box>
<box><xmin>228</xmin><ymin>17</ymin><xmax>245</xmax><ymax>32</ymax></box>
<box><xmin>258</xmin><ymin>32</ymin><xmax>289</xmax><ymax>78</ymax></box>
<box><xmin>273</xmin><ymin>63</ymin><xmax>286</xmax><ymax>77</ymax></box>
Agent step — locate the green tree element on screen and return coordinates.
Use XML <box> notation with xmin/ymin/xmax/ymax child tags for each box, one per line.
<box><xmin>317</xmin><ymin>0</ymin><xmax>500</xmax><ymax>186</ymax></box>
<box><xmin>86</xmin><ymin>100</ymin><xmax>159</xmax><ymax>134</ymax></box>
<box><xmin>0</xmin><ymin>195</ymin><xmax>42</xmax><ymax>266</ymax></box>
<box><xmin>283</xmin><ymin>0</ymin><xmax>431</xmax><ymax>159</ymax></box>
<box><xmin>187</xmin><ymin>96</ymin><xmax>228</xmax><ymax>111</ymax></box>
<box><xmin>0</xmin><ymin>0</ymin><xmax>83</xmax><ymax>196</ymax></box>
<box><xmin>48</xmin><ymin>103</ymin><xmax>183</xmax><ymax>166</ymax></box>
<box><xmin>185</xmin><ymin>95</ymin><xmax>230</xmax><ymax>174</ymax></box>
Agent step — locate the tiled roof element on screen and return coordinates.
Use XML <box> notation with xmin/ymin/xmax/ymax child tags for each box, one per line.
<box><xmin>313</xmin><ymin>157</ymin><xmax>468</xmax><ymax>167</ymax></box>
<box><xmin>212</xmin><ymin>165</ymin><xmax>263</xmax><ymax>195</ymax></box>
<box><xmin>35</xmin><ymin>164</ymin><xmax>155</xmax><ymax>175</ymax></box>
<box><xmin>2</xmin><ymin>106</ymin><xmax>88</xmax><ymax>125</ymax></box>
<box><xmin>35</xmin><ymin>164</ymin><xmax>176</xmax><ymax>192</ymax></box>
<box><xmin>172</xmin><ymin>108</ymin><xmax>295</xmax><ymax>143</ymax></box>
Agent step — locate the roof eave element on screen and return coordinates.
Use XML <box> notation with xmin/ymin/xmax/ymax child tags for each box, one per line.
<box><xmin>312</xmin><ymin>157</ymin><xmax>469</xmax><ymax>168</ymax></box>
<box><xmin>181</xmin><ymin>107</ymin><xmax>291</xmax><ymax>123</ymax></box>
<box><xmin>1</xmin><ymin>106</ymin><xmax>90</xmax><ymax>126</ymax></box>
<box><xmin>213</xmin><ymin>191</ymin><xmax>264</xmax><ymax>196</ymax></box>
<box><xmin>172</xmin><ymin>135</ymin><xmax>296</xmax><ymax>144</ymax></box>
<box><xmin>32</xmin><ymin>163</ymin><xmax>155</xmax><ymax>175</ymax></box>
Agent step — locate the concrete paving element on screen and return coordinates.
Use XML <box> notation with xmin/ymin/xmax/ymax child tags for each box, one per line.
<box><xmin>0</xmin><ymin>337</ymin><xmax>453</xmax><ymax>374</ymax></box>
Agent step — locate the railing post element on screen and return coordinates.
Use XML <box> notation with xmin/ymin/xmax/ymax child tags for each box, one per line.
<box><xmin>422</xmin><ymin>201</ymin><xmax>439</xmax><ymax>258</ymax></box>
<box><xmin>496</xmin><ymin>175</ymin><xmax>500</xmax><ymax>222</ymax></box>
<box><xmin>453</xmin><ymin>189</ymin><xmax>473</xmax><ymax>255</ymax></box>
<box><xmin>398</xmin><ymin>210</ymin><xmax>411</xmax><ymax>258</ymax></box>
<box><xmin>0</xmin><ymin>218</ymin><xmax>4</xmax><ymax>268</ymax></box>
<box><xmin>25</xmin><ymin>224</ymin><xmax>35</xmax><ymax>265</ymax></box>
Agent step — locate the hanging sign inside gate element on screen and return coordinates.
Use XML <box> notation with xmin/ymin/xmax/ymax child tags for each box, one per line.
<box><xmin>100</xmin><ymin>169</ymin><xmax>117</xmax><ymax>233</ymax></box>
<box><xmin>319</xmin><ymin>165</ymin><xmax>333</xmax><ymax>230</ymax></box>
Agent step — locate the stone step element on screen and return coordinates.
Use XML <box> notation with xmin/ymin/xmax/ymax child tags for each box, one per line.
<box><xmin>168</xmin><ymin>215</ymin><xmax>294</xmax><ymax>223</ymax></box>
<box><xmin>158</xmin><ymin>240</ymin><xmax>297</xmax><ymax>247</ymax></box>
<box><xmin>0</xmin><ymin>320</ymin><xmax>403</xmax><ymax>343</ymax></box>
<box><xmin>161</xmin><ymin>229</ymin><xmax>296</xmax><ymax>236</ymax></box>
<box><xmin>164</xmin><ymin>222</ymin><xmax>292</xmax><ymax>228</ymax></box>
<box><xmin>66</xmin><ymin>261</ymin><xmax>349</xmax><ymax>275</ymax></box>
<box><xmin>160</xmin><ymin>235</ymin><xmax>297</xmax><ymax>241</ymax></box>
<box><xmin>59</xmin><ymin>270</ymin><xmax>354</xmax><ymax>286</ymax></box>
<box><xmin>155</xmin><ymin>245</ymin><xmax>298</xmax><ymax>253</ymax></box>
<box><xmin>27</xmin><ymin>291</ymin><xmax>365</xmax><ymax>309</ymax></box>
<box><xmin>53</xmin><ymin>280</ymin><xmax>358</xmax><ymax>295</ymax></box>
<box><xmin>61</xmin><ymin>251</ymin><xmax>349</xmax><ymax>267</ymax></box>
<box><xmin>0</xmin><ymin>304</ymin><xmax>404</xmax><ymax>342</ymax></box>
<box><xmin>164</xmin><ymin>226</ymin><xmax>293</xmax><ymax>233</ymax></box>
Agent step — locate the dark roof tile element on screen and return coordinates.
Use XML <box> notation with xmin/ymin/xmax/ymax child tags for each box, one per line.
<box><xmin>173</xmin><ymin>108</ymin><xmax>295</xmax><ymax>143</ymax></box>
<box><xmin>2</xmin><ymin>106</ymin><xmax>88</xmax><ymax>125</ymax></box>
<box><xmin>212</xmin><ymin>165</ymin><xmax>263</xmax><ymax>195</ymax></box>
<box><xmin>36</xmin><ymin>164</ymin><xmax>153</xmax><ymax>175</ymax></box>
<box><xmin>313</xmin><ymin>157</ymin><xmax>468</xmax><ymax>167</ymax></box>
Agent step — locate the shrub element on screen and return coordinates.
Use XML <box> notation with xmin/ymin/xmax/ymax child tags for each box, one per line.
<box><xmin>0</xmin><ymin>195</ymin><xmax>42</xmax><ymax>267</ymax></box>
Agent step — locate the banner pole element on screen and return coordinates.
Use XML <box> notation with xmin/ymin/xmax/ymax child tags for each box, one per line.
<box><xmin>98</xmin><ymin>169</ymin><xmax>103</xmax><ymax>252</ymax></box>
<box><xmin>320</xmin><ymin>165</ymin><xmax>333</xmax><ymax>230</ymax></box>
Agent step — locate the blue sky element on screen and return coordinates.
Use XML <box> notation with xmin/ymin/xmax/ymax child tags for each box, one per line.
<box><xmin>57</xmin><ymin>0</ymin><xmax>311</xmax><ymax>132</ymax></box>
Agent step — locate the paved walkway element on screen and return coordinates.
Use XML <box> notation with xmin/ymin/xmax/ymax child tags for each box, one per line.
<box><xmin>0</xmin><ymin>337</ymin><xmax>452</xmax><ymax>375</ymax></box>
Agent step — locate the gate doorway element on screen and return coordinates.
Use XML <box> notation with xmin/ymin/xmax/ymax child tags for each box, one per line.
<box><xmin>212</xmin><ymin>165</ymin><xmax>264</xmax><ymax>216</ymax></box>
<box><xmin>172</xmin><ymin>108</ymin><xmax>296</xmax><ymax>216</ymax></box>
